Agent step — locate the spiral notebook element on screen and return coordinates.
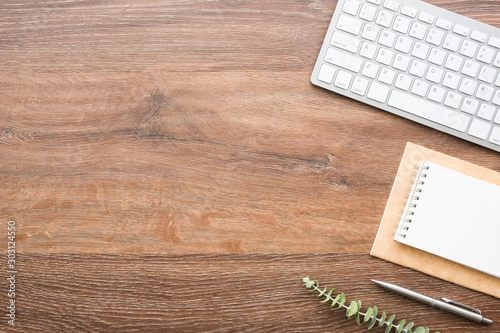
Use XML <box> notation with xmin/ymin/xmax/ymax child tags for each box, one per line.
<box><xmin>394</xmin><ymin>161</ymin><xmax>500</xmax><ymax>278</ymax></box>
<box><xmin>371</xmin><ymin>142</ymin><xmax>500</xmax><ymax>298</ymax></box>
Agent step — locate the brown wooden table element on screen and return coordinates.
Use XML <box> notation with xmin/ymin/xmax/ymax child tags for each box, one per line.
<box><xmin>1</xmin><ymin>0</ymin><xmax>499</xmax><ymax>332</ymax></box>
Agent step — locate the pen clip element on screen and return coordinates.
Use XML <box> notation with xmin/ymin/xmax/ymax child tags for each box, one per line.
<box><xmin>441</xmin><ymin>298</ymin><xmax>482</xmax><ymax>314</ymax></box>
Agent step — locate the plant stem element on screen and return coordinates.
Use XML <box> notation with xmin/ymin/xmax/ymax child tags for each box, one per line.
<box><xmin>311</xmin><ymin>283</ymin><xmax>401</xmax><ymax>332</ymax></box>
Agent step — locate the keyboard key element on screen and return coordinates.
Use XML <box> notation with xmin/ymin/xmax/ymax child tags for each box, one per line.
<box><xmin>393</xmin><ymin>16</ymin><xmax>411</xmax><ymax>34</ymax></box>
<box><xmin>394</xmin><ymin>36</ymin><xmax>413</xmax><ymax>53</ymax></box>
<box><xmin>444</xmin><ymin>91</ymin><xmax>463</xmax><ymax>109</ymax></box>
<box><xmin>442</xmin><ymin>72</ymin><xmax>460</xmax><ymax>89</ymax></box>
<box><xmin>428</xmin><ymin>85</ymin><xmax>446</xmax><ymax>103</ymax></box>
<box><xmin>488</xmin><ymin>36</ymin><xmax>500</xmax><ymax>49</ymax></box>
<box><xmin>411</xmin><ymin>42</ymin><xmax>429</xmax><ymax>59</ymax></box>
<box><xmin>476</xmin><ymin>46</ymin><xmax>495</xmax><ymax>64</ymax></box>
<box><xmin>453</xmin><ymin>24</ymin><xmax>470</xmax><ymax>37</ymax></box>
<box><xmin>359</xmin><ymin>3</ymin><xmax>377</xmax><ymax>21</ymax></box>
<box><xmin>318</xmin><ymin>64</ymin><xmax>336</xmax><ymax>83</ymax></box>
<box><xmin>409</xmin><ymin>60</ymin><xmax>427</xmax><ymax>77</ymax></box>
<box><xmin>426</xmin><ymin>66</ymin><xmax>444</xmax><ymax>83</ymax></box>
<box><xmin>489</xmin><ymin>127</ymin><xmax>500</xmax><ymax>146</ymax></box>
<box><xmin>478</xmin><ymin>66</ymin><xmax>497</xmax><ymax>83</ymax></box>
<box><xmin>383</xmin><ymin>0</ymin><xmax>400</xmax><ymax>11</ymax></box>
<box><xmin>494</xmin><ymin>53</ymin><xmax>500</xmax><ymax>68</ymax></box>
<box><xmin>476</xmin><ymin>84</ymin><xmax>494</xmax><ymax>101</ymax></box>
<box><xmin>411</xmin><ymin>80</ymin><xmax>429</xmax><ymax>96</ymax></box>
<box><xmin>376</xmin><ymin>10</ymin><xmax>394</xmax><ymax>28</ymax></box>
<box><xmin>435</xmin><ymin>18</ymin><xmax>452</xmax><ymax>30</ymax></box>
<box><xmin>351</xmin><ymin>76</ymin><xmax>370</xmax><ymax>95</ymax></box>
<box><xmin>445</xmin><ymin>54</ymin><xmax>463</xmax><ymax>71</ymax></box>
<box><xmin>468</xmin><ymin>118</ymin><xmax>491</xmax><ymax>140</ymax></box>
<box><xmin>379</xmin><ymin>68</ymin><xmax>396</xmax><ymax>84</ymax></box>
<box><xmin>342</xmin><ymin>0</ymin><xmax>361</xmax><ymax>15</ymax></box>
<box><xmin>418</xmin><ymin>12</ymin><xmax>434</xmax><ymax>25</ymax></box>
<box><xmin>409</xmin><ymin>22</ymin><xmax>427</xmax><ymax>39</ymax></box>
<box><xmin>393</xmin><ymin>54</ymin><xmax>410</xmax><ymax>71</ymax></box>
<box><xmin>478</xmin><ymin>104</ymin><xmax>496</xmax><ymax>121</ymax></box>
<box><xmin>428</xmin><ymin>48</ymin><xmax>446</xmax><ymax>66</ymax></box>
<box><xmin>459</xmin><ymin>40</ymin><xmax>478</xmax><ymax>58</ymax></box>
<box><xmin>361</xmin><ymin>23</ymin><xmax>380</xmax><ymax>41</ymax></box>
<box><xmin>388</xmin><ymin>90</ymin><xmax>470</xmax><ymax>132</ymax></box>
<box><xmin>331</xmin><ymin>30</ymin><xmax>361</xmax><ymax>53</ymax></box>
<box><xmin>443</xmin><ymin>34</ymin><xmax>461</xmax><ymax>52</ymax></box>
<box><xmin>379</xmin><ymin>30</ymin><xmax>397</xmax><ymax>47</ymax></box>
<box><xmin>376</xmin><ymin>48</ymin><xmax>394</xmax><ymax>65</ymax></box>
<box><xmin>426</xmin><ymin>28</ymin><xmax>444</xmax><ymax>46</ymax></box>
<box><xmin>367</xmin><ymin>82</ymin><xmax>390</xmax><ymax>103</ymax></box>
<box><xmin>337</xmin><ymin>14</ymin><xmax>363</xmax><ymax>35</ymax></box>
<box><xmin>495</xmin><ymin>110</ymin><xmax>500</xmax><ymax>124</ymax></box>
<box><xmin>492</xmin><ymin>90</ymin><xmax>500</xmax><ymax>106</ymax></box>
<box><xmin>360</xmin><ymin>41</ymin><xmax>377</xmax><ymax>59</ymax></box>
<box><xmin>362</xmin><ymin>61</ymin><xmax>380</xmax><ymax>78</ymax></box>
<box><xmin>325</xmin><ymin>47</ymin><xmax>363</xmax><ymax>72</ymax></box>
<box><xmin>461</xmin><ymin>97</ymin><xmax>479</xmax><ymax>114</ymax></box>
<box><xmin>461</xmin><ymin>59</ymin><xmax>480</xmax><ymax>77</ymax></box>
<box><xmin>334</xmin><ymin>70</ymin><xmax>353</xmax><ymax>89</ymax></box>
<box><xmin>458</xmin><ymin>77</ymin><xmax>477</xmax><ymax>95</ymax></box>
<box><xmin>395</xmin><ymin>73</ymin><xmax>412</xmax><ymax>90</ymax></box>
<box><xmin>471</xmin><ymin>30</ymin><xmax>488</xmax><ymax>43</ymax></box>
<box><xmin>400</xmin><ymin>5</ymin><xmax>417</xmax><ymax>18</ymax></box>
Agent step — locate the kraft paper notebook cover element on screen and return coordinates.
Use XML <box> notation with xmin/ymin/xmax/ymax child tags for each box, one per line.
<box><xmin>371</xmin><ymin>142</ymin><xmax>500</xmax><ymax>298</ymax></box>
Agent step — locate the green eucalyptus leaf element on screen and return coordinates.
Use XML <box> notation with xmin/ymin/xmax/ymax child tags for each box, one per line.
<box><xmin>367</xmin><ymin>306</ymin><xmax>378</xmax><ymax>329</ymax></box>
<box><xmin>396</xmin><ymin>319</ymin><xmax>406</xmax><ymax>333</ymax></box>
<box><xmin>363</xmin><ymin>307</ymin><xmax>374</xmax><ymax>323</ymax></box>
<box><xmin>355</xmin><ymin>311</ymin><xmax>361</xmax><ymax>325</ymax></box>
<box><xmin>330</xmin><ymin>293</ymin><xmax>343</xmax><ymax>309</ymax></box>
<box><xmin>378</xmin><ymin>312</ymin><xmax>387</xmax><ymax>328</ymax></box>
<box><xmin>346</xmin><ymin>301</ymin><xmax>359</xmax><ymax>318</ymax></box>
<box><xmin>305</xmin><ymin>279</ymin><xmax>315</xmax><ymax>289</ymax></box>
<box><xmin>404</xmin><ymin>322</ymin><xmax>415</xmax><ymax>333</ymax></box>
<box><xmin>385</xmin><ymin>314</ymin><xmax>396</xmax><ymax>333</ymax></box>
<box><xmin>319</xmin><ymin>288</ymin><xmax>334</xmax><ymax>302</ymax></box>
<box><xmin>387</xmin><ymin>314</ymin><xmax>396</xmax><ymax>326</ymax></box>
<box><xmin>337</xmin><ymin>293</ymin><xmax>347</xmax><ymax>308</ymax></box>
<box><xmin>354</xmin><ymin>300</ymin><xmax>362</xmax><ymax>324</ymax></box>
<box><xmin>317</xmin><ymin>287</ymin><xmax>327</xmax><ymax>298</ymax></box>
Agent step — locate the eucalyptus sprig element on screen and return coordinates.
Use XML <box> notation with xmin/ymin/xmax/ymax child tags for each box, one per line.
<box><xmin>303</xmin><ymin>277</ymin><xmax>439</xmax><ymax>333</ymax></box>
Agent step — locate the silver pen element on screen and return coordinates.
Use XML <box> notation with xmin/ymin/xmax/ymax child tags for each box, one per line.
<box><xmin>372</xmin><ymin>280</ymin><xmax>493</xmax><ymax>325</ymax></box>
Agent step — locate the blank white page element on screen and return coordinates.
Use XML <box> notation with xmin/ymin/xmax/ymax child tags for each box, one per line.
<box><xmin>394</xmin><ymin>161</ymin><xmax>500</xmax><ymax>278</ymax></box>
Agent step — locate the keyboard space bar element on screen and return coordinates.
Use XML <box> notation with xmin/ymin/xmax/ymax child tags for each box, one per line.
<box><xmin>387</xmin><ymin>90</ymin><xmax>470</xmax><ymax>132</ymax></box>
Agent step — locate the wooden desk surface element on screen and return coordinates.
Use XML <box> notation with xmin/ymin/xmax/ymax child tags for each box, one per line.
<box><xmin>1</xmin><ymin>0</ymin><xmax>499</xmax><ymax>331</ymax></box>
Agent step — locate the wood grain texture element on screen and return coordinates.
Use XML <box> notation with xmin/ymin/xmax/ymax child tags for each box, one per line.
<box><xmin>1</xmin><ymin>0</ymin><xmax>500</xmax><ymax>331</ymax></box>
<box><xmin>1</xmin><ymin>254</ymin><xmax>499</xmax><ymax>332</ymax></box>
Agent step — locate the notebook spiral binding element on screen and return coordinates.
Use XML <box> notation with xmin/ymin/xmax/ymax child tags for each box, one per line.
<box><xmin>394</xmin><ymin>163</ymin><xmax>430</xmax><ymax>239</ymax></box>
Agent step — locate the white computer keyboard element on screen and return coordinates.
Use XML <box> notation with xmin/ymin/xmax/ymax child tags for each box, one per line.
<box><xmin>311</xmin><ymin>0</ymin><xmax>500</xmax><ymax>152</ymax></box>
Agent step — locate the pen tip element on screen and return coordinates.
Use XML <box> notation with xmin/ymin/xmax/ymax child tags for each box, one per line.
<box><xmin>482</xmin><ymin>318</ymin><xmax>493</xmax><ymax>325</ymax></box>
